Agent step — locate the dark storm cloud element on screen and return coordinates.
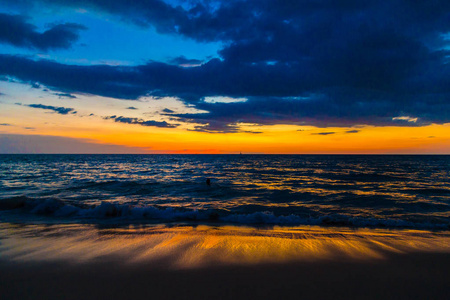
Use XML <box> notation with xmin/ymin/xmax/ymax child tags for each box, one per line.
<box><xmin>0</xmin><ymin>55</ymin><xmax>148</xmax><ymax>99</ymax></box>
<box><xmin>0</xmin><ymin>55</ymin><xmax>322</xmax><ymax>100</ymax></box>
<box><xmin>13</xmin><ymin>1</ymin><xmax>449</xmax><ymax>45</ymax></box>
<box><xmin>26</xmin><ymin>104</ymin><xmax>76</xmax><ymax>114</ymax></box>
<box><xmin>104</xmin><ymin>115</ymin><xmax>178</xmax><ymax>128</ymax></box>
<box><xmin>4</xmin><ymin>0</ymin><xmax>252</xmax><ymax>42</ymax></box>
<box><xmin>1</xmin><ymin>1</ymin><xmax>450</xmax><ymax>130</ymax></box>
<box><xmin>173</xmin><ymin>92</ymin><xmax>449</xmax><ymax>132</ymax></box>
<box><xmin>2</xmin><ymin>54</ymin><xmax>449</xmax><ymax>129</ymax></box>
<box><xmin>0</xmin><ymin>13</ymin><xmax>86</xmax><ymax>50</ymax></box>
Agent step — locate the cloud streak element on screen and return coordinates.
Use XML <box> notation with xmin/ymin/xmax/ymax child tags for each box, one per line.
<box><xmin>0</xmin><ymin>13</ymin><xmax>86</xmax><ymax>50</ymax></box>
<box><xmin>312</xmin><ymin>132</ymin><xmax>336</xmax><ymax>136</ymax></box>
<box><xmin>54</xmin><ymin>92</ymin><xmax>77</xmax><ymax>99</ymax></box>
<box><xmin>104</xmin><ymin>115</ymin><xmax>178</xmax><ymax>128</ymax></box>
<box><xmin>26</xmin><ymin>104</ymin><xmax>76</xmax><ymax>115</ymax></box>
<box><xmin>345</xmin><ymin>130</ymin><xmax>360</xmax><ymax>134</ymax></box>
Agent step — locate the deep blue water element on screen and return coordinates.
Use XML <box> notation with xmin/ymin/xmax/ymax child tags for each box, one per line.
<box><xmin>0</xmin><ymin>154</ymin><xmax>449</xmax><ymax>229</ymax></box>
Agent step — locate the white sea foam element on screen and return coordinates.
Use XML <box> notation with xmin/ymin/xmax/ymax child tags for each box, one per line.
<box><xmin>1</xmin><ymin>197</ymin><xmax>447</xmax><ymax>230</ymax></box>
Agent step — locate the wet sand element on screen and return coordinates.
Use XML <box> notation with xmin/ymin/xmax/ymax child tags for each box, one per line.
<box><xmin>0</xmin><ymin>224</ymin><xmax>449</xmax><ymax>299</ymax></box>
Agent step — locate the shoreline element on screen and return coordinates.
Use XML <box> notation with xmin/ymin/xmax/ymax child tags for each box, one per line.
<box><xmin>1</xmin><ymin>223</ymin><xmax>450</xmax><ymax>265</ymax></box>
<box><xmin>1</xmin><ymin>223</ymin><xmax>449</xmax><ymax>299</ymax></box>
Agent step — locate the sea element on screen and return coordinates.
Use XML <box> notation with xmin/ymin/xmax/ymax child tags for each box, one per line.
<box><xmin>0</xmin><ymin>154</ymin><xmax>449</xmax><ymax>230</ymax></box>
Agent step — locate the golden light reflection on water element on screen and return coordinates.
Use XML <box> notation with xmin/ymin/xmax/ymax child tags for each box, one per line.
<box><xmin>0</xmin><ymin>224</ymin><xmax>449</xmax><ymax>269</ymax></box>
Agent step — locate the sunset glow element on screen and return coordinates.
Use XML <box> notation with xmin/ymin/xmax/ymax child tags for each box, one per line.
<box><xmin>0</xmin><ymin>1</ymin><xmax>449</xmax><ymax>154</ymax></box>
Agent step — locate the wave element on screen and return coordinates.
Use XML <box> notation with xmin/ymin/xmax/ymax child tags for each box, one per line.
<box><xmin>0</xmin><ymin>196</ymin><xmax>448</xmax><ymax>230</ymax></box>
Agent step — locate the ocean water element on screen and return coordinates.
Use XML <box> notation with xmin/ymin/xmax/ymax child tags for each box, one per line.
<box><xmin>0</xmin><ymin>154</ymin><xmax>449</xmax><ymax>229</ymax></box>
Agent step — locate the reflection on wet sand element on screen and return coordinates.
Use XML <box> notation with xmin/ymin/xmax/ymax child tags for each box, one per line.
<box><xmin>1</xmin><ymin>224</ymin><xmax>449</xmax><ymax>269</ymax></box>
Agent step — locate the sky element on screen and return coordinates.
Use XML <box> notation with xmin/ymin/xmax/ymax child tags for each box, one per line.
<box><xmin>0</xmin><ymin>0</ymin><xmax>449</xmax><ymax>154</ymax></box>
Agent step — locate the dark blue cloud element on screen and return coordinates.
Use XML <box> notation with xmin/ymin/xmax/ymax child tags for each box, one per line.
<box><xmin>26</xmin><ymin>103</ymin><xmax>76</xmax><ymax>114</ymax></box>
<box><xmin>126</xmin><ymin>106</ymin><xmax>138</xmax><ymax>110</ymax></box>
<box><xmin>6</xmin><ymin>0</ymin><xmax>251</xmax><ymax>41</ymax></box>
<box><xmin>1</xmin><ymin>53</ymin><xmax>449</xmax><ymax>130</ymax></box>
<box><xmin>104</xmin><ymin>115</ymin><xmax>178</xmax><ymax>128</ymax></box>
<box><xmin>172</xmin><ymin>92</ymin><xmax>449</xmax><ymax>132</ymax></box>
<box><xmin>14</xmin><ymin>1</ymin><xmax>448</xmax><ymax>46</ymax></box>
<box><xmin>0</xmin><ymin>55</ymin><xmax>145</xmax><ymax>99</ymax></box>
<box><xmin>0</xmin><ymin>13</ymin><xmax>86</xmax><ymax>50</ymax></box>
<box><xmin>1</xmin><ymin>1</ymin><xmax>450</xmax><ymax>131</ymax></box>
<box><xmin>345</xmin><ymin>130</ymin><xmax>360</xmax><ymax>134</ymax></box>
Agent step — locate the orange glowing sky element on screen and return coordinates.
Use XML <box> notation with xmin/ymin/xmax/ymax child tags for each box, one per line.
<box><xmin>0</xmin><ymin>81</ymin><xmax>448</xmax><ymax>154</ymax></box>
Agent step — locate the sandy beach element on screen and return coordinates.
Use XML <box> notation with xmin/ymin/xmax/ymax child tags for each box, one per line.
<box><xmin>1</xmin><ymin>224</ymin><xmax>449</xmax><ymax>300</ymax></box>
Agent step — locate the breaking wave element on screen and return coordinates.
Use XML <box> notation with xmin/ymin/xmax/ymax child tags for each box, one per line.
<box><xmin>1</xmin><ymin>196</ymin><xmax>448</xmax><ymax>230</ymax></box>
